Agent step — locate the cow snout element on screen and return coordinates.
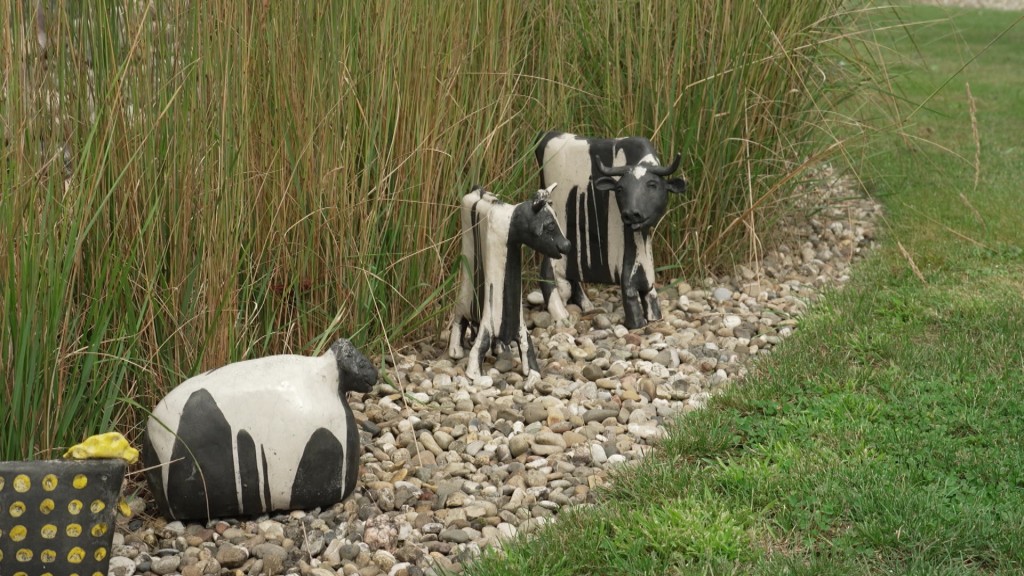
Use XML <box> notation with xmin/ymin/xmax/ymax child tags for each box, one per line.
<box><xmin>622</xmin><ymin>209</ymin><xmax>643</xmax><ymax>226</ymax></box>
<box><xmin>542</xmin><ymin>236</ymin><xmax>572</xmax><ymax>260</ymax></box>
<box><xmin>333</xmin><ymin>339</ymin><xmax>378</xmax><ymax>394</ymax></box>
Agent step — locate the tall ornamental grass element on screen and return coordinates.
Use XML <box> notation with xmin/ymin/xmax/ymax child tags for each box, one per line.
<box><xmin>1</xmin><ymin>1</ymin><xmax>864</xmax><ymax>459</ymax></box>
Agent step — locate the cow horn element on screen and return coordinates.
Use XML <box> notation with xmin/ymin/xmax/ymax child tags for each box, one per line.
<box><xmin>533</xmin><ymin>182</ymin><xmax>556</xmax><ymax>208</ymax></box>
<box><xmin>647</xmin><ymin>153</ymin><xmax>681</xmax><ymax>177</ymax></box>
<box><xmin>533</xmin><ymin>186</ymin><xmax>551</xmax><ymax>212</ymax></box>
<box><xmin>595</xmin><ymin>158</ymin><xmax>630</xmax><ymax>177</ymax></box>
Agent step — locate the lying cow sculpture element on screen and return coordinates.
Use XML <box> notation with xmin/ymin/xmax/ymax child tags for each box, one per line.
<box><xmin>143</xmin><ymin>339</ymin><xmax>376</xmax><ymax>521</ymax></box>
<box><xmin>448</xmin><ymin>184</ymin><xmax>571</xmax><ymax>383</ymax></box>
<box><xmin>535</xmin><ymin>131</ymin><xmax>688</xmax><ymax>329</ymax></box>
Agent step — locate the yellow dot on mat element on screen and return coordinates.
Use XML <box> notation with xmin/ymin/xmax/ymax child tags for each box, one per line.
<box><xmin>72</xmin><ymin>474</ymin><xmax>88</xmax><ymax>489</ymax></box>
<box><xmin>40</xmin><ymin>498</ymin><xmax>55</xmax><ymax>514</ymax></box>
<box><xmin>40</xmin><ymin>523</ymin><xmax>58</xmax><ymax>538</ymax></box>
<box><xmin>90</xmin><ymin>499</ymin><xmax>106</xmax><ymax>514</ymax></box>
<box><xmin>13</xmin><ymin>474</ymin><xmax>30</xmax><ymax>492</ymax></box>
<box><xmin>91</xmin><ymin>522</ymin><xmax>108</xmax><ymax>537</ymax></box>
<box><xmin>68</xmin><ymin>499</ymin><xmax>83</xmax><ymax>514</ymax></box>
<box><xmin>68</xmin><ymin>546</ymin><xmax>86</xmax><ymax>563</ymax></box>
<box><xmin>94</xmin><ymin>547</ymin><xmax>107</xmax><ymax>561</ymax></box>
<box><xmin>9</xmin><ymin>500</ymin><xmax>26</xmax><ymax>517</ymax></box>
<box><xmin>10</xmin><ymin>525</ymin><xmax>27</xmax><ymax>542</ymax></box>
<box><xmin>16</xmin><ymin>547</ymin><xmax>33</xmax><ymax>562</ymax></box>
<box><xmin>40</xmin><ymin>549</ymin><xmax>57</xmax><ymax>563</ymax></box>
<box><xmin>0</xmin><ymin>549</ymin><xmax>3</xmax><ymax>562</ymax></box>
<box><xmin>0</xmin><ymin>475</ymin><xmax>6</xmax><ymax>490</ymax></box>
<box><xmin>42</xmin><ymin>473</ymin><xmax>58</xmax><ymax>491</ymax></box>
<box><xmin>66</xmin><ymin>523</ymin><xmax>83</xmax><ymax>537</ymax></box>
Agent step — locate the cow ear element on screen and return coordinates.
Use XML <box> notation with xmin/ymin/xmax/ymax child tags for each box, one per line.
<box><xmin>666</xmin><ymin>177</ymin><xmax>688</xmax><ymax>195</ymax></box>
<box><xmin>593</xmin><ymin>176</ymin><xmax>618</xmax><ymax>193</ymax></box>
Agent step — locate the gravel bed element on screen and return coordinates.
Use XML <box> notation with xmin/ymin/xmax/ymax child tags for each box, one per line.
<box><xmin>112</xmin><ymin>168</ymin><xmax>882</xmax><ymax>576</ymax></box>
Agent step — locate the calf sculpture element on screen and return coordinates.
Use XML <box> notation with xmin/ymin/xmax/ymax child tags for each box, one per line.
<box><xmin>535</xmin><ymin>131</ymin><xmax>688</xmax><ymax>329</ymax></box>
<box><xmin>448</xmin><ymin>184</ymin><xmax>571</xmax><ymax>382</ymax></box>
<box><xmin>143</xmin><ymin>339</ymin><xmax>376</xmax><ymax>521</ymax></box>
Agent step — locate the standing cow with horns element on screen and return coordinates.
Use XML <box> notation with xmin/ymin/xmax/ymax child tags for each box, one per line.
<box><xmin>535</xmin><ymin>131</ymin><xmax>688</xmax><ymax>330</ymax></box>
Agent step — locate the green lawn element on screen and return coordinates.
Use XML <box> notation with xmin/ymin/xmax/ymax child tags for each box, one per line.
<box><xmin>462</xmin><ymin>5</ymin><xmax>1024</xmax><ymax>575</ymax></box>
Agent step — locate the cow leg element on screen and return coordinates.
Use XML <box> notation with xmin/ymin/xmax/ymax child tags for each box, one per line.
<box><xmin>516</xmin><ymin>325</ymin><xmax>540</xmax><ymax>376</ymax></box>
<box><xmin>447</xmin><ymin>314</ymin><xmax>467</xmax><ymax>359</ymax></box>
<box><xmin>466</xmin><ymin>327</ymin><xmax>492</xmax><ymax>381</ymax></box>
<box><xmin>621</xmin><ymin>280</ymin><xmax>647</xmax><ymax>330</ymax></box>
<box><xmin>620</xmin><ymin>259</ymin><xmax>646</xmax><ymax>329</ymax></box>
<box><xmin>494</xmin><ymin>340</ymin><xmax>510</xmax><ymax>356</ymax></box>
<box><xmin>541</xmin><ymin>256</ymin><xmax>571</xmax><ymax>323</ymax></box>
<box><xmin>449</xmin><ymin>264</ymin><xmax>477</xmax><ymax>358</ymax></box>
<box><xmin>637</xmin><ymin>269</ymin><xmax>662</xmax><ymax>324</ymax></box>
<box><xmin>539</xmin><ymin>256</ymin><xmax>557</xmax><ymax>303</ymax></box>
<box><xmin>635</xmin><ymin>240</ymin><xmax>662</xmax><ymax>323</ymax></box>
<box><xmin>516</xmin><ymin>309</ymin><xmax>542</xmax><ymax>387</ymax></box>
<box><xmin>568</xmin><ymin>280</ymin><xmax>594</xmax><ymax>312</ymax></box>
<box><xmin>643</xmin><ymin>288</ymin><xmax>663</xmax><ymax>323</ymax></box>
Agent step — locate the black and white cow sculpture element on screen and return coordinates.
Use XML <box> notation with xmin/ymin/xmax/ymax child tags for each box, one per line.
<box><xmin>448</xmin><ymin>185</ymin><xmax>571</xmax><ymax>383</ymax></box>
<box><xmin>142</xmin><ymin>339</ymin><xmax>377</xmax><ymax>521</ymax></box>
<box><xmin>535</xmin><ymin>131</ymin><xmax>688</xmax><ymax>330</ymax></box>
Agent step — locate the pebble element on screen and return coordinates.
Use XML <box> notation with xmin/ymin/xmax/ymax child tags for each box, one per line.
<box><xmin>151</xmin><ymin>555</ymin><xmax>181</xmax><ymax>575</ymax></box>
<box><xmin>119</xmin><ymin>168</ymin><xmax>880</xmax><ymax>576</ymax></box>
<box><xmin>583</xmin><ymin>408</ymin><xmax>619</xmax><ymax>423</ymax></box>
<box><xmin>108</xmin><ymin>556</ymin><xmax>136</xmax><ymax>576</ymax></box>
<box><xmin>523</xmin><ymin>403</ymin><xmax>548</xmax><ymax>424</ymax></box>
<box><xmin>711</xmin><ymin>287</ymin><xmax>733</xmax><ymax>302</ymax></box>
<box><xmin>440</xmin><ymin>528</ymin><xmax>472</xmax><ymax>544</ymax></box>
<box><xmin>509</xmin><ymin>434</ymin><xmax>532</xmax><ymax>457</ymax></box>
<box><xmin>252</xmin><ymin>542</ymin><xmax>288</xmax><ymax>567</ymax></box>
<box><xmin>581</xmin><ymin>364</ymin><xmax>604</xmax><ymax>381</ymax></box>
<box><xmin>215</xmin><ymin>543</ymin><xmax>249</xmax><ymax>568</ymax></box>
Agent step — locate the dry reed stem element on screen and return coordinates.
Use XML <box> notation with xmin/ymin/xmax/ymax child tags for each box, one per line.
<box><xmin>906</xmin><ymin>12</ymin><xmax>1024</xmax><ymax>121</ymax></box>
<box><xmin>960</xmin><ymin>81</ymin><xmax>987</xmax><ymax>232</ymax></box>
<box><xmin>743</xmin><ymin>106</ymin><xmax>763</xmax><ymax>274</ymax></box>
<box><xmin>703</xmin><ymin>138</ymin><xmax>848</xmax><ymax>257</ymax></box>
<box><xmin>896</xmin><ymin>240</ymin><xmax>927</xmax><ymax>284</ymax></box>
<box><xmin>967</xmin><ymin>82</ymin><xmax>981</xmax><ymax>191</ymax></box>
<box><xmin>897</xmin><ymin>200</ymin><xmax>989</xmax><ymax>251</ymax></box>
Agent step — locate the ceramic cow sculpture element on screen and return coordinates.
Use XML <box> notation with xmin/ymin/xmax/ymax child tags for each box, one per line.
<box><xmin>535</xmin><ymin>131</ymin><xmax>687</xmax><ymax>329</ymax></box>
<box><xmin>448</xmin><ymin>184</ymin><xmax>571</xmax><ymax>382</ymax></box>
<box><xmin>142</xmin><ymin>339</ymin><xmax>377</xmax><ymax>521</ymax></box>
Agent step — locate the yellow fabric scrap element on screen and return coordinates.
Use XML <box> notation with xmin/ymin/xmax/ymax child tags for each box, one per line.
<box><xmin>63</xmin><ymin>432</ymin><xmax>139</xmax><ymax>518</ymax></box>
<box><xmin>63</xmin><ymin>432</ymin><xmax>140</xmax><ymax>464</ymax></box>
